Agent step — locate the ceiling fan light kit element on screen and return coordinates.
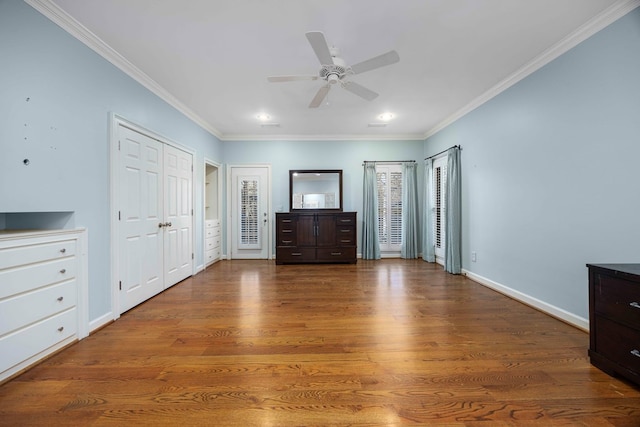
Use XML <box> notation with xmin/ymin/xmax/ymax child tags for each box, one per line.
<box><xmin>268</xmin><ymin>31</ymin><xmax>399</xmax><ymax>108</ymax></box>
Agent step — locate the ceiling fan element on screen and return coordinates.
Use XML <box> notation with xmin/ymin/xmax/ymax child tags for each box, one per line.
<box><xmin>268</xmin><ymin>31</ymin><xmax>400</xmax><ymax>108</ymax></box>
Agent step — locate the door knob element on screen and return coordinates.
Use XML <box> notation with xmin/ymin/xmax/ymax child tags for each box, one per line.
<box><xmin>159</xmin><ymin>222</ymin><xmax>164</xmax><ymax>228</ymax></box>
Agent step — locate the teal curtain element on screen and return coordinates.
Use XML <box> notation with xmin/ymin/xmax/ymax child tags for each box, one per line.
<box><xmin>422</xmin><ymin>158</ymin><xmax>435</xmax><ymax>262</ymax></box>
<box><xmin>444</xmin><ymin>147</ymin><xmax>462</xmax><ymax>274</ymax></box>
<box><xmin>362</xmin><ymin>163</ymin><xmax>380</xmax><ymax>260</ymax></box>
<box><xmin>401</xmin><ymin>162</ymin><xmax>418</xmax><ymax>258</ymax></box>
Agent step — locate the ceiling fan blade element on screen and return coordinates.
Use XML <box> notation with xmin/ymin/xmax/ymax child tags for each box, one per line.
<box><xmin>350</xmin><ymin>50</ymin><xmax>400</xmax><ymax>75</ymax></box>
<box><xmin>342</xmin><ymin>81</ymin><xmax>378</xmax><ymax>101</ymax></box>
<box><xmin>309</xmin><ymin>85</ymin><xmax>330</xmax><ymax>108</ymax></box>
<box><xmin>305</xmin><ymin>31</ymin><xmax>334</xmax><ymax>65</ymax></box>
<box><xmin>268</xmin><ymin>75</ymin><xmax>318</xmax><ymax>82</ymax></box>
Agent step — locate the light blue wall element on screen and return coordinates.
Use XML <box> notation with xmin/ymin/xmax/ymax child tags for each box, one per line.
<box><xmin>425</xmin><ymin>8</ymin><xmax>640</xmax><ymax>320</ymax></box>
<box><xmin>224</xmin><ymin>139</ymin><xmax>424</xmax><ymax>245</ymax></box>
<box><xmin>0</xmin><ymin>1</ymin><xmax>223</xmax><ymax>322</ymax></box>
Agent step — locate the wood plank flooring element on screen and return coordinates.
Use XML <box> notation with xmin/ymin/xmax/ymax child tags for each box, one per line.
<box><xmin>1</xmin><ymin>259</ymin><xmax>640</xmax><ymax>426</ymax></box>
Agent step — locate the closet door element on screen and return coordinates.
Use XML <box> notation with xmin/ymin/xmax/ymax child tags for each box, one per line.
<box><xmin>118</xmin><ymin>126</ymin><xmax>164</xmax><ymax>313</ymax></box>
<box><xmin>163</xmin><ymin>144</ymin><xmax>193</xmax><ymax>287</ymax></box>
<box><xmin>116</xmin><ymin>123</ymin><xmax>194</xmax><ymax>314</ymax></box>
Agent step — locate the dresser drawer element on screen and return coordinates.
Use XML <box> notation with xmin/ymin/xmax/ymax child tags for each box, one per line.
<box><xmin>0</xmin><ymin>280</ymin><xmax>77</xmax><ymax>336</ymax></box>
<box><xmin>0</xmin><ymin>308</ymin><xmax>77</xmax><ymax>376</ymax></box>
<box><xmin>594</xmin><ymin>316</ymin><xmax>640</xmax><ymax>374</ymax></box>
<box><xmin>317</xmin><ymin>247</ymin><xmax>356</xmax><ymax>262</ymax></box>
<box><xmin>277</xmin><ymin>227</ymin><xmax>296</xmax><ymax>246</ymax></box>
<box><xmin>0</xmin><ymin>240</ymin><xmax>76</xmax><ymax>270</ymax></box>
<box><xmin>336</xmin><ymin>214</ymin><xmax>356</xmax><ymax>225</ymax></box>
<box><xmin>594</xmin><ymin>274</ymin><xmax>640</xmax><ymax>329</ymax></box>
<box><xmin>336</xmin><ymin>226</ymin><xmax>356</xmax><ymax>246</ymax></box>
<box><xmin>0</xmin><ymin>257</ymin><xmax>76</xmax><ymax>299</ymax></box>
<box><xmin>276</xmin><ymin>247</ymin><xmax>314</xmax><ymax>262</ymax></box>
<box><xmin>205</xmin><ymin>237</ymin><xmax>220</xmax><ymax>251</ymax></box>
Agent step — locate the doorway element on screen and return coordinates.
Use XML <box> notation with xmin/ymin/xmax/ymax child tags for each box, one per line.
<box><xmin>111</xmin><ymin>116</ymin><xmax>194</xmax><ymax>315</ymax></box>
<box><xmin>227</xmin><ymin>165</ymin><xmax>271</xmax><ymax>259</ymax></box>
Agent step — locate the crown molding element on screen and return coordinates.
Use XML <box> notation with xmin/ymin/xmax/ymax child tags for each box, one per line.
<box><xmin>24</xmin><ymin>0</ymin><xmax>224</xmax><ymax>140</ymax></box>
<box><xmin>424</xmin><ymin>0</ymin><xmax>640</xmax><ymax>139</ymax></box>
<box><xmin>221</xmin><ymin>133</ymin><xmax>426</xmax><ymax>142</ymax></box>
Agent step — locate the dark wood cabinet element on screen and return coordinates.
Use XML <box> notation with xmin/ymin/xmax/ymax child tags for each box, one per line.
<box><xmin>587</xmin><ymin>263</ymin><xmax>640</xmax><ymax>386</ymax></box>
<box><xmin>276</xmin><ymin>212</ymin><xmax>357</xmax><ymax>264</ymax></box>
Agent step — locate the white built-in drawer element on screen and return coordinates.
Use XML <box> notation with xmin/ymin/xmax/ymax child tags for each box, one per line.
<box><xmin>205</xmin><ymin>249</ymin><xmax>215</xmax><ymax>264</ymax></box>
<box><xmin>211</xmin><ymin>226</ymin><xmax>220</xmax><ymax>237</ymax></box>
<box><xmin>0</xmin><ymin>308</ymin><xmax>77</xmax><ymax>377</ymax></box>
<box><xmin>205</xmin><ymin>238</ymin><xmax>215</xmax><ymax>251</ymax></box>
<box><xmin>205</xmin><ymin>219</ymin><xmax>220</xmax><ymax>229</ymax></box>
<box><xmin>205</xmin><ymin>228</ymin><xmax>215</xmax><ymax>238</ymax></box>
<box><xmin>0</xmin><ymin>257</ymin><xmax>76</xmax><ymax>299</ymax></box>
<box><xmin>0</xmin><ymin>280</ymin><xmax>77</xmax><ymax>336</ymax></box>
<box><xmin>0</xmin><ymin>240</ymin><xmax>76</xmax><ymax>270</ymax></box>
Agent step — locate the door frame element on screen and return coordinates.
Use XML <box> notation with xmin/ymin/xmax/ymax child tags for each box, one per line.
<box><xmin>203</xmin><ymin>158</ymin><xmax>223</xmax><ymax>267</ymax></box>
<box><xmin>226</xmin><ymin>164</ymin><xmax>272</xmax><ymax>260</ymax></box>
<box><xmin>109</xmin><ymin>113</ymin><xmax>196</xmax><ymax>319</ymax></box>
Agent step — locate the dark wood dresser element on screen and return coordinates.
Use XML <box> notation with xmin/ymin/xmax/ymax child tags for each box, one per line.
<box><xmin>587</xmin><ymin>263</ymin><xmax>640</xmax><ymax>386</ymax></box>
<box><xmin>275</xmin><ymin>211</ymin><xmax>357</xmax><ymax>264</ymax></box>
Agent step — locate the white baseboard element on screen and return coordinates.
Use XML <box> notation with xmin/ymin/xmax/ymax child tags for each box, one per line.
<box><xmin>89</xmin><ymin>312</ymin><xmax>114</xmax><ymax>334</ymax></box>
<box><xmin>462</xmin><ymin>269</ymin><xmax>589</xmax><ymax>332</ymax></box>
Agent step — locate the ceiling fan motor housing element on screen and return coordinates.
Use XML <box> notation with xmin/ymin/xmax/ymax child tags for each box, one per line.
<box><xmin>320</xmin><ymin>64</ymin><xmax>350</xmax><ymax>82</ymax></box>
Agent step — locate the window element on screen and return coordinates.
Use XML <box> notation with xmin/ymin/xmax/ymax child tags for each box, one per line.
<box><xmin>376</xmin><ymin>164</ymin><xmax>403</xmax><ymax>253</ymax></box>
<box><xmin>433</xmin><ymin>156</ymin><xmax>447</xmax><ymax>262</ymax></box>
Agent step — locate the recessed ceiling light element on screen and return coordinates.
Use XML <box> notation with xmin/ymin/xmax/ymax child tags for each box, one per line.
<box><xmin>378</xmin><ymin>112</ymin><xmax>394</xmax><ymax>122</ymax></box>
<box><xmin>256</xmin><ymin>113</ymin><xmax>271</xmax><ymax>121</ymax></box>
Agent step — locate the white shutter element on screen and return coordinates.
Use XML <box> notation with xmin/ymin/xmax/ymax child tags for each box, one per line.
<box><xmin>239</xmin><ymin>177</ymin><xmax>260</xmax><ymax>248</ymax></box>
<box><xmin>433</xmin><ymin>156</ymin><xmax>447</xmax><ymax>261</ymax></box>
<box><xmin>376</xmin><ymin>164</ymin><xmax>403</xmax><ymax>253</ymax></box>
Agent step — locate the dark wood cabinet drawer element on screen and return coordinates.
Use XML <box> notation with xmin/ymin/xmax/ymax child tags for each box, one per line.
<box><xmin>594</xmin><ymin>275</ymin><xmax>640</xmax><ymax>330</ymax></box>
<box><xmin>336</xmin><ymin>215</ymin><xmax>355</xmax><ymax>225</ymax></box>
<box><xmin>594</xmin><ymin>316</ymin><xmax>640</xmax><ymax>374</ymax></box>
<box><xmin>336</xmin><ymin>226</ymin><xmax>355</xmax><ymax>245</ymax></box>
<box><xmin>277</xmin><ymin>227</ymin><xmax>296</xmax><ymax>246</ymax></box>
<box><xmin>276</xmin><ymin>248</ymin><xmax>315</xmax><ymax>262</ymax></box>
<box><xmin>317</xmin><ymin>247</ymin><xmax>356</xmax><ymax>262</ymax></box>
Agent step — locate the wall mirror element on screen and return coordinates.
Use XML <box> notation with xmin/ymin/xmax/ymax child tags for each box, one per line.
<box><xmin>290</xmin><ymin>170</ymin><xmax>343</xmax><ymax>211</ymax></box>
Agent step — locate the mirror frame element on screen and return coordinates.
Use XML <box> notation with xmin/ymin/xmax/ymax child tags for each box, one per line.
<box><xmin>289</xmin><ymin>169</ymin><xmax>343</xmax><ymax>211</ymax></box>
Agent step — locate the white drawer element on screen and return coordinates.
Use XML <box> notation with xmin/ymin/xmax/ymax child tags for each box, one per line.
<box><xmin>0</xmin><ymin>308</ymin><xmax>77</xmax><ymax>376</ymax></box>
<box><xmin>205</xmin><ymin>228</ymin><xmax>214</xmax><ymax>238</ymax></box>
<box><xmin>0</xmin><ymin>240</ymin><xmax>76</xmax><ymax>270</ymax></box>
<box><xmin>211</xmin><ymin>226</ymin><xmax>221</xmax><ymax>237</ymax></box>
<box><xmin>205</xmin><ymin>219</ymin><xmax>220</xmax><ymax>228</ymax></box>
<box><xmin>0</xmin><ymin>257</ymin><xmax>76</xmax><ymax>299</ymax></box>
<box><xmin>0</xmin><ymin>280</ymin><xmax>77</xmax><ymax>336</ymax></box>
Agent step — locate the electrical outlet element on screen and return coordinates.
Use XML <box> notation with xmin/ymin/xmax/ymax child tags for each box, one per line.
<box><xmin>471</xmin><ymin>251</ymin><xmax>477</xmax><ymax>262</ymax></box>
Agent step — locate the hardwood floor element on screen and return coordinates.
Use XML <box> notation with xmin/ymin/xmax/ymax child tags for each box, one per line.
<box><xmin>1</xmin><ymin>259</ymin><xmax>640</xmax><ymax>426</ymax></box>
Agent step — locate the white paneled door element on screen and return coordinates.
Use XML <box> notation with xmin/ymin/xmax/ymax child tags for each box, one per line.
<box><xmin>230</xmin><ymin>166</ymin><xmax>270</xmax><ymax>259</ymax></box>
<box><xmin>117</xmin><ymin>124</ymin><xmax>193</xmax><ymax>314</ymax></box>
<box><xmin>163</xmin><ymin>144</ymin><xmax>193</xmax><ymax>287</ymax></box>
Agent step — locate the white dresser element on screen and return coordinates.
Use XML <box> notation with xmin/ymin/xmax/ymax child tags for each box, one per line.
<box><xmin>0</xmin><ymin>229</ymin><xmax>87</xmax><ymax>383</ymax></box>
<box><xmin>204</xmin><ymin>219</ymin><xmax>221</xmax><ymax>266</ymax></box>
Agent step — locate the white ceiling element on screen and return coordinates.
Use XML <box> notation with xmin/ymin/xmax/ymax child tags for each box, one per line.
<box><xmin>34</xmin><ymin>0</ymin><xmax>633</xmax><ymax>140</ymax></box>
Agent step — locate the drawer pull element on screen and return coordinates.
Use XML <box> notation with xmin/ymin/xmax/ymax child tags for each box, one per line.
<box><xmin>631</xmin><ymin>349</ymin><xmax>640</xmax><ymax>358</ymax></box>
<box><xmin>282</xmin><ymin>229</ymin><xmax>292</xmax><ymax>233</ymax></box>
<box><xmin>291</xmin><ymin>252</ymin><xmax>302</xmax><ymax>256</ymax></box>
<box><xmin>60</xmin><ymin>248</ymin><xmax>66</xmax><ymax>254</ymax></box>
<box><xmin>57</xmin><ymin>296</ymin><xmax>64</xmax><ymax>302</ymax></box>
<box><xmin>282</xmin><ymin>240</ymin><xmax>292</xmax><ymax>244</ymax></box>
<box><xmin>60</xmin><ymin>268</ymin><xmax>67</xmax><ymax>274</ymax></box>
<box><xmin>630</xmin><ymin>302</ymin><xmax>640</xmax><ymax>309</ymax></box>
<box><xmin>282</xmin><ymin>219</ymin><xmax>292</xmax><ymax>223</ymax></box>
<box><xmin>340</xmin><ymin>239</ymin><xmax>351</xmax><ymax>243</ymax></box>
<box><xmin>340</xmin><ymin>229</ymin><xmax>350</xmax><ymax>233</ymax></box>
<box><xmin>57</xmin><ymin>327</ymin><xmax>64</xmax><ymax>332</ymax></box>
<box><xmin>331</xmin><ymin>252</ymin><xmax>342</xmax><ymax>256</ymax></box>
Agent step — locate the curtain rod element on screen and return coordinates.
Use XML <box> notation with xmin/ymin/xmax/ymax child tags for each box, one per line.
<box><xmin>362</xmin><ymin>160</ymin><xmax>416</xmax><ymax>165</ymax></box>
<box><xmin>424</xmin><ymin>145</ymin><xmax>461</xmax><ymax>161</ymax></box>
